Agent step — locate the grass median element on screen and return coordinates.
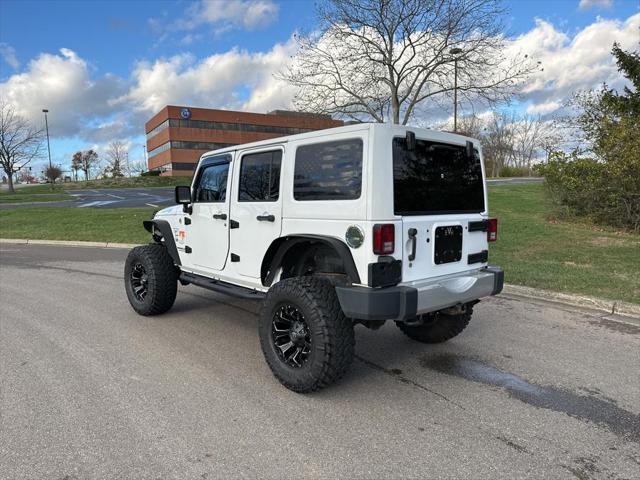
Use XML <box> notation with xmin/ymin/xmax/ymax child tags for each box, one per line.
<box><xmin>1</xmin><ymin>183</ymin><xmax>638</xmax><ymax>303</ymax></box>
<box><xmin>0</xmin><ymin>207</ymin><xmax>155</xmax><ymax>244</ymax></box>
<box><xmin>489</xmin><ymin>183</ymin><xmax>639</xmax><ymax>304</ymax></box>
<box><xmin>0</xmin><ymin>190</ymin><xmax>73</xmax><ymax>204</ymax></box>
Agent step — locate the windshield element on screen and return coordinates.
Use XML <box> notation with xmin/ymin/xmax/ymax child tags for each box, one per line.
<box><xmin>392</xmin><ymin>137</ymin><xmax>485</xmax><ymax>215</ymax></box>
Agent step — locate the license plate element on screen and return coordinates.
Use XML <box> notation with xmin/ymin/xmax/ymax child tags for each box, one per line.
<box><xmin>434</xmin><ymin>225</ymin><xmax>463</xmax><ymax>264</ymax></box>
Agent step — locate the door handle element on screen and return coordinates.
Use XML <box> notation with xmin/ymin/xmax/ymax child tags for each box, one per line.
<box><xmin>256</xmin><ymin>214</ymin><xmax>275</xmax><ymax>222</ymax></box>
<box><xmin>408</xmin><ymin>228</ymin><xmax>417</xmax><ymax>261</ymax></box>
<box><xmin>213</xmin><ymin>213</ymin><xmax>227</xmax><ymax>220</ymax></box>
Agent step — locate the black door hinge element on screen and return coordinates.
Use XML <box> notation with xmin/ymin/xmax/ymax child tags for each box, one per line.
<box><xmin>230</xmin><ymin>253</ymin><xmax>240</xmax><ymax>262</ymax></box>
<box><xmin>184</xmin><ymin>217</ymin><xmax>191</xmax><ymax>225</ymax></box>
<box><xmin>230</xmin><ymin>219</ymin><xmax>239</xmax><ymax>229</ymax></box>
<box><xmin>185</xmin><ymin>246</ymin><xmax>192</xmax><ymax>254</ymax></box>
<box><xmin>468</xmin><ymin>220</ymin><xmax>488</xmax><ymax>232</ymax></box>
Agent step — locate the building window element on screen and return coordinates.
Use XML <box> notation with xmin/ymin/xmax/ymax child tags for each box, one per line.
<box><xmin>171</xmin><ymin>141</ymin><xmax>235</xmax><ymax>151</ymax></box>
<box><xmin>147</xmin><ymin>141</ymin><xmax>235</xmax><ymax>159</ymax></box>
<box><xmin>293</xmin><ymin>139</ymin><xmax>363</xmax><ymax>201</ymax></box>
<box><xmin>194</xmin><ymin>161</ymin><xmax>229</xmax><ymax>203</ymax></box>
<box><xmin>239</xmin><ymin>150</ymin><xmax>282</xmax><ymax>202</ymax></box>
<box><xmin>147</xmin><ymin>142</ymin><xmax>171</xmax><ymax>158</ymax></box>
<box><xmin>168</xmin><ymin>118</ymin><xmax>316</xmax><ymax>136</ymax></box>
<box><xmin>146</xmin><ymin>119</ymin><xmax>170</xmax><ymax>140</ymax></box>
<box><xmin>172</xmin><ymin>162</ymin><xmax>198</xmax><ymax>171</ymax></box>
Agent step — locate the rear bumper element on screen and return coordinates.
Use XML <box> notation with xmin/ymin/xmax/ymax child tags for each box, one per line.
<box><xmin>335</xmin><ymin>266</ymin><xmax>503</xmax><ymax>321</ymax></box>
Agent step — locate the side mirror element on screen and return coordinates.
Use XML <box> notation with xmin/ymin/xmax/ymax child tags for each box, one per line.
<box><xmin>175</xmin><ymin>186</ymin><xmax>192</xmax><ymax>214</ymax></box>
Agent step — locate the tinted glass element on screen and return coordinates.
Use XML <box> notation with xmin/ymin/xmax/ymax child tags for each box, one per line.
<box><xmin>194</xmin><ymin>162</ymin><xmax>229</xmax><ymax>202</ymax></box>
<box><xmin>393</xmin><ymin>137</ymin><xmax>484</xmax><ymax>215</ymax></box>
<box><xmin>239</xmin><ymin>150</ymin><xmax>282</xmax><ymax>202</ymax></box>
<box><xmin>294</xmin><ymin>139</ymin><xmax>363</xmax><ymax>201</ymax></box>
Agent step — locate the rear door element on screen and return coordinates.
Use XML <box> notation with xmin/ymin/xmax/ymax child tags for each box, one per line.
<box><xmin>229</xmin><ymin>147</ymin><xmax>283</xmax><ymax>279</ymax></box>
<box><xmin>392</xmin><ymin>137</ymin><xmax>488</xmax><ymax>283</ymax></box>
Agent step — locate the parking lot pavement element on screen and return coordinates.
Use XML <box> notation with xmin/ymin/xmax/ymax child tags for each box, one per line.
<box><xmin>0</xmin><ymin>187</ymin><xmax>175</xmax><ymax>209</ymax></box>
<box><xmin>1</xmin><ymin>243</ymin><xmax>638</xmax><ymax>479</ymax></box>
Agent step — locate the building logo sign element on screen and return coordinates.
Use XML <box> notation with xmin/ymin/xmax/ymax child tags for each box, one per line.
<box><xmin>180</xmin><ymin>108</ymin><xmax>191</xmax><ymax>119</ymax></box>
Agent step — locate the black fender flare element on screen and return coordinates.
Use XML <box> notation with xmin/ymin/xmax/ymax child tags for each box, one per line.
<box><xmin>143</xmin><ymin>219</ymin><xmax>181</xmax><ymax>266</ymax></box>
<box><xmin>261</xmin><ymin>235</ymin><xmax>361</xmax><ymax>287</ymax></box>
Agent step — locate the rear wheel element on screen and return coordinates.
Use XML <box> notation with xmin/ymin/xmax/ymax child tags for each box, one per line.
<box><xmin>124</xmin><ymin>244</ymin><xmax>178</xmax><ymax>316</ymax></box>
<box><xmin>395</xmin><ymin>304</ymin><xmax>473</xmax><ymax>343</ymax></box>
<box><xmin>259</xmin><ymin>277</ymin><xmax>355</xmax><ymax>393</ymax></box>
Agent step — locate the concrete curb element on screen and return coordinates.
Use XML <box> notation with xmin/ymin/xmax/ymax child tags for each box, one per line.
<box><xmin>503</xmin><ymin>284</ymin><xmax>640</xmax><ymax>319</ymax></box>
<box><xmin>0</xmin><ymin>238</ymin><xmax>139</xmax><ymax>249</ymax></box>
<box><xmin>1</xmin><ymin>237</ymin><xmax>638</xmax><ymax>317</ymax></box>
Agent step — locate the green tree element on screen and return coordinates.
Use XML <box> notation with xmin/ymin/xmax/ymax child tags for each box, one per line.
<box><xmin>540</xmin><ymin>44</ymin><xmax>640</xmax><ymax>230</ymax></box>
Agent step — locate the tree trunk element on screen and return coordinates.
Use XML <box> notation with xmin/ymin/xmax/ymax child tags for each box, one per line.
<box><xmin>7</xmin><ymin>172</ymin><xmax>15</xmax><ymax>193</ymax></box>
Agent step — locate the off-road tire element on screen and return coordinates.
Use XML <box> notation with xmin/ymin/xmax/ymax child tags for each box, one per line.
<box><xmin>395</xmin><ymin>305</ymin><xmax>473</xmax><ymax>344</ymax></box>
<box><xmin>259</xmin><ymin>277</ymin><xmax>355</xmax><ymax>393</ymax></box>
<box><xmin>124</xmin><ymin>244</ymin><xmax>178</xmax><ymax>316</ymax></box>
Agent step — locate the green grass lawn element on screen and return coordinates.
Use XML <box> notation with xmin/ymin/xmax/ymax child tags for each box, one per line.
<box><xmin>0</xmin><ymin>193</ymin><xmax>73</xmax><ymax>204</ymax></box>
<box><xmin>0</xmin><ymin>207</ymin><xmax>155</xmax><ymax>244</ymax></box>
<box><xmin>489</xmin><ymin>183</ymin><xmax>639</xmax><ymax>304</ymax></box>
<box><xmin>1</xmin><ymin>183</ymin><xmax>638</xmax><ymax>303</ymax></box>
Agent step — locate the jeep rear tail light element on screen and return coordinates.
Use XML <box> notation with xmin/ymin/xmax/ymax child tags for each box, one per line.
<box><xmin>487</xmin><ymin>218</ymin><xmax>498</xmax><ymax>242</ymax></box>
<box><xmin>373</xmin><ymin>224</ymin><xmax>395</xmax><ymax>254</ymax></box>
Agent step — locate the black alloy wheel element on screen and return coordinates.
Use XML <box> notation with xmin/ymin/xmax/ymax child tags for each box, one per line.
<box><xmin>271</xmin><ymin>304</ymin><xmax>312</xmax><ymax>368</ymax></box>
<box><xmin>130</xmin><ymin>262</ymin><xmax>149</xmax><ymax>302</ymax></box>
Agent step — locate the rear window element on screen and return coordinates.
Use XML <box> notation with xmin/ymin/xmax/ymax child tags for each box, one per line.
<box><xmin>393</xmin><ymin>137</ymin><xmax>484</xmax><ymax>215</ymax></box>
<box><xmin>238</xmin><ymin>150</ymin><xmax>282</xmax><ymax>202</ymax></box>
<box><xmin>294</xmin><ymin>139</ymin><xmax>363</xmax><ymax>201</ymax></box>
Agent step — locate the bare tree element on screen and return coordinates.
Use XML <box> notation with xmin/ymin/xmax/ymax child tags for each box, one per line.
<box><xmin>81</xmin><ymin>149</ymin><xmax>99</xmax><ymax>180</ymax></box>
<box><xmin>44</xmin><ymin>165</ymin><xmax>63</xmax><ymax>184</ymax></box>
<box><xmin>446</xmin><ymin>113</ymin><xmax>485</xmax><ymax>138</ymax></box>
<box><xmin>105</xmin><ymin>140</ymin><xmax>127</xmax><ymax>178</ymax></box>
<box><xmin>71</xmin><ymin>151</ymin><xmax>82</xmax><ymax>182</ymax></box>
<box><xmin>510</xmin><ymin>115</ymin><xmax>542</xmax><ymax>170</ymax></box>
<box><xmin>281</xmin><ymin>0</ymin><xmax>538</xmax><ymax>125</ymax></box>
<box><xmin>482</xmin><ymin>111</ymin><xmax>514</xmax><ymax>177</ymax></box>
<box><xmin>0</xmin><ymin>102</ymin><xmax>44</xmax><ymax>192</ymax></box>
<box><xmin>127</xmin><ymin>160</ymin><xmax>147</xmax><ymax>177</ymax></box>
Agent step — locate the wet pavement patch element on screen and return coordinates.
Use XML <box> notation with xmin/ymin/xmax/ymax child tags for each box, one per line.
<box><xmin>588</xmin><ymin>318</ymin><xmax>640</xmax><ymax>335</ymax></box>
<box><xmin>420</xmin><ymin>354</ymin><xmax>640</xmax><ymax>443</ymax></box>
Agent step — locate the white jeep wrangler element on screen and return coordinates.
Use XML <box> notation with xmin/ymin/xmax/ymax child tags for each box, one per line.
<box><xmin>124</xmin><ymin>123</ymin><xmax>503</xmax><ymax>392</ymax></box>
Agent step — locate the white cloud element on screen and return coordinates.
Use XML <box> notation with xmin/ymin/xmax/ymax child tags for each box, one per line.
<box><xmin>153</xmin><ymin>0</ymin><xmax>279</xmax><ymax>41</ymax></box>
<box><xmin>0</xmin><ymin>48</ymin><xmax>127</xmax><ymax>139</ymax></box>
<box><xmin>526</xmin><ymin>100</ymin><xmax>561</xmax><ymax>115</ymax></box>
<box><xmin>507</xmin><ymin>13</ymin><xmax>639</xmax><ymax>115</ymax></box>
<box><xmin>0</xmin><ymin>43</ymin><xmax>19</xmax><ymax>69</ymax></box>
<box><xmin>196</xmin><ymin>0</ymin><xmax>279</xmax><ymax>30</ymax></box>
<box><xmin>122</xmin><ymin>38</ymin><xmax>296</xmax><ymax>114</ymax></box>
<box><xmin>579</xmin><ymin>0</ymin><xmax>613</xmax><ymax>10</ymax></box>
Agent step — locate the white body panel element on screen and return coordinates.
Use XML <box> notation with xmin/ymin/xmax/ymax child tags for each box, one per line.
<box><xmin>153</xmin><ymin>123</ymin><xmax>490</xmax><ymax>292</ymax></box>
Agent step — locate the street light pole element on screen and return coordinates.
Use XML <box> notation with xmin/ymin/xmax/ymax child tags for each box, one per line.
<box><xmin>42</xmin><ymin>109</ymin><xmax>52</xmax><ymax>168</ymax></box>
<box><xmin>449</xmin><ymin>48</ymin><xmax>463</xmax><ymax>133</ymax></box>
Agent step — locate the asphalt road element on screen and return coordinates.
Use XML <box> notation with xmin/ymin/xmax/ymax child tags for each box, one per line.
<box><xmin>0</xmin><ymin>179</ymin><xmax>543</xmax><ymax>210</ymax></box>
<box><xmin>0</xmin><ymin>187</ymin><xmax>175</xmax><ymax>210</ymax></box>
<box><xmin>1</xmin><ymin>243</ymin><xmax>638</xmax><ymax>479</ymax></box>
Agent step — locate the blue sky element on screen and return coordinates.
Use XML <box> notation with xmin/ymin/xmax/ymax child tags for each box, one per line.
<box><xmin>0</xmin><ymin>0</ymin><xmax>638</xmax><ymax>174</ymax></box>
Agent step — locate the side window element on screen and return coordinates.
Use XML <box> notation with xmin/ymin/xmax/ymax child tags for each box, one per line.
<box><xmin>238</xmin><ymin>150</ymin><xmax>282</xmax><ymax>202</ymax></box>
<box><xmin>294</xmin><ymin>139</ymin><xmax>363</xmax><ymax>201</ymax></box>
<box><xmin>194</xmin><ymin>162</ymin><xmax>229</xmax><ymax>203</ymax></box>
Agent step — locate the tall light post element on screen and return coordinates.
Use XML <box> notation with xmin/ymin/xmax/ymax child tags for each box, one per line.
<box><xmin>450</xmin><ymin>48</ymin><xmax>463</xmax><ymax>132</ymax></box>
<box><xmin>42</xmin><ymin>109</ymin><xmax>52</xmax><ymax>168</ymax></box>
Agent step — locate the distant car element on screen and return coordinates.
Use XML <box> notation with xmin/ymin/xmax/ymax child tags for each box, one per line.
<box><xmin>124</xmin><ymin>123</ymin><xmax>503</xmax><ymax>392</ymax></box>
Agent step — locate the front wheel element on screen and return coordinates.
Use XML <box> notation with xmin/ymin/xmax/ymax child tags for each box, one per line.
<box><xmin>124</xmin><ymin>244</ymin><xmax>178</xmax><ymax>316</ymax></box>
<box><xmin>395</xmin><ymin>304</ymin><xmax>474</xmax><ymax>343</ymax></box>
<box><xmin>259</xmin><ymin>277</ymin><xmax>355</xmax><ymax>393</ymax></box>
